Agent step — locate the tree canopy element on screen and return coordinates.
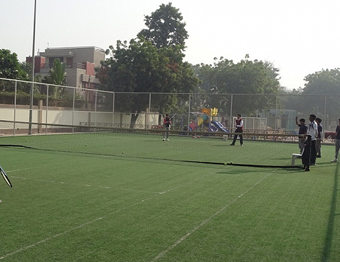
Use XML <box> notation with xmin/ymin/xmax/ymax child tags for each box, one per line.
<box><xmin>43</xmin><ymin>59</ymin><xmax>67</xmax><ymax>99</ymax></box>
<box><xmin>192</xmin><ymin>57</ymin><xmax>282</xmax><ymax>115</ymax></box>
<box><xmin>97</xmin><ymin>38</ymin><xmax>200</xmax><ymax>126</ymax></box>
<box><xmin>0</xmin><ymin>49</ymin><xmax>28</xmax><ymax>81</ymax></box>
<box><xmin>303</xmin><ymin>68</ymin><xmax>340</xmax><ymax>95</ymax></box>
<box><xmin>138</xmin><ymin>2</ymin><xmax>188</xmax><ymax>51</ymax></box>
<box><xmin>299</xmin><ymin>68</ymin><xmax>340</xmax><ymax>119</ymax></box>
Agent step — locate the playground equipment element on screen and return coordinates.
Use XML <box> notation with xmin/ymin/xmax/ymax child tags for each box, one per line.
<box><xmin>188</xmin><ymin>108</ymin><xmax>229</xmax><ymax>133</ymax></box>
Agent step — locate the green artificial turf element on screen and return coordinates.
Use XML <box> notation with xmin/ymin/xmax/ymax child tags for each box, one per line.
<box><xmin>0</xmin><ymin>134</ymin><xmax>339</xmax><ymax>261</ymax></box>
<box><xmin>0</xmin><ymin>132</ymin><xmax>306</xmax><ymax>166</ymax></box>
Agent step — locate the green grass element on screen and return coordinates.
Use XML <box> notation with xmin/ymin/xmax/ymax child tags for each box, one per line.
<box><xmin>0</xmin><ymin>132</ymin><xmax>305</xmax><ymax>165</ymax></box>
<box><xmin>0</xmin><ymin>134</ymin><xmax>339</xmax><ymax>261</ymax></box>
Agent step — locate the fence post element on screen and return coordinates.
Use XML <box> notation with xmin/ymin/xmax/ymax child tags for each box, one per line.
<box><xmin>230</xmin><ymin>94</ymin><xmax>233</xmax><ymax>130</ymax></box>
<box><xmin>72</xmin><ymin>87</ymin><xmax>75</xmax><ymax>130</ymax></box>
<box><xmin>112</xmin><ymin>92</ymin><xmax>115</xmax><ymax>127</ymax></box>
<box><xmin>188</xmin><ymin>93</ymin><xmax>191</xmax><ymax>129</ymax></box>
<box><xmin>38</xmin><ymin>99</ymin><xmax>43</xmax><ymax>133</ymax></box>
<box><xmin>275</xmin><ymin>95</ymin><xmax>278</xmax><ymax>130</ymax></box>
<box><xmin>148</xmin><ymin>93</ymin><xmax>151</xmax><ymax>129</ymax></box>
<box><xmin>324</xmin><ymin>95</ymin><xmax>327</xmax><ymax>127</ymax></box>
<box><xmin>94</xmin><ymin>90</ymin><xmax>97</xmax><ymax>125</ymax></box>
<box><xmin>46</xmin><ymin>84</ymin><xmax>49</xmax><ymax>134</ymax></box>
<box><xmin>13</xmin><ymin>80</ymin><xmax>17</xmax><ymax>136</ymax></box>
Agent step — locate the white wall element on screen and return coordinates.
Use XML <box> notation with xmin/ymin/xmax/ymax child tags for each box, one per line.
<box><xmin>0</xmin><ymin>107</ymin><xmax>159</xmax><ymax>129</ymax></box>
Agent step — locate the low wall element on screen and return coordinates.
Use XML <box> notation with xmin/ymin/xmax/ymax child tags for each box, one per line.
<box><xmin>0</xmin><ymin>104</ymin><xmax>159</xmax><ymax>132</ymax></box>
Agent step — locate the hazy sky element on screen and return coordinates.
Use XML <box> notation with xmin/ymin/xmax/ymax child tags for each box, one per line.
<box><xmin>1</xmin><ymin>0</ymin><xmax>339</xmax><ymax>90</ymax></box>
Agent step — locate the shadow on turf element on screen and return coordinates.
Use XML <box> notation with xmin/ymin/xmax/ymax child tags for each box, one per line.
<box><xmin>321</xmin><ymin>163</ymin><xmax>339</xmax><ymax>262</ymax></box>
<box><xmin>216</xmin><ymin>167</ymin><xmax>305</xmax><ymax>175</ymax></box>
<box><xmin>216</xmin><ymin>169</ymin><xmax>264</xmax><ymax>175</ymax></box>
<box><xmin>11</xmin><ymin>146</ymin><xmax>229</xmax><ymax>169</ymax></box>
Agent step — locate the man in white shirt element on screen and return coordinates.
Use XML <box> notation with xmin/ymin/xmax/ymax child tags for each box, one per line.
<box><xmin>307</xmin><ymin>114</ymin><xmax>318</xmax><ymax>166</ymax></box>
<box><xmin>230</xmin><ymin>114</ymin><xmax>244</xmax><ymax>146</ymax></box>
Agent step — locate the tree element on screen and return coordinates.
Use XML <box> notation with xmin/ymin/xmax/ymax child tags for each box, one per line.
<box><xmin>301</xmin><ymin>68</ymin><xmax>340</xmax><ymax>120</ymax></box>
<box><xmin>43</xmin><ymin>59</ymin><xmax>67</xmax><ymax>99</ymax></box>
<box><xmin>0</xmin><ymin>49</ymin><xmax>28</xmax><ymax>92</ymax></box>
<box><xmin>193</xmin><ymin>57</ymin><xmax>282</xmax><ymax>115</ymax></box>
<box><xmin>303</xmin><ymin>68</ymin><xmax>340</xmax><ymax>95</ymax></box>
<box><xmin>138</xmin><ymin>2</ymin><xmax>188</xmax><ymax>51</ymax></box>
<box><xmin>0</xmin><ymin>49</ymin><xmax>28</xmax><ymax>81</ymax></box>
<box><xmin>97</xmin><ymin>38</ymin><xmax>200</xmax><ymax>127</ymax></box>
<box><xmin>98</xmin><ymin>3</ymin><xmax>200</xmax><ymax>127</ymax></box>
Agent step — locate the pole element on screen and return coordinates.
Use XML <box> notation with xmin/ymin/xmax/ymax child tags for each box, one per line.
<box><xmin>188</xmin><ymin>94</ymin><xmax>191</xmax><ymax>129</ymax></box>
<box><xmin>230</xmin><ymin>94</ymin><xmax>233</xmax><ymax>131</ymax></box>
<box><xmin>14</xmin><ymin>81</ymin><xmax>17</xmax><ymax>136</ymax></box>
<box><xmin>29</xmin><ymin>0</ymin><xmax>37</xmax><ymax>134</ymax></box>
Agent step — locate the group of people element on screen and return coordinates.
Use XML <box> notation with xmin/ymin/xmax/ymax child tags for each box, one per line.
<box><xmin>162</xmin><ymin>113</ymin><xmax>340</xmax><ymax>167</ymax></box>
<box><xmin>296</xmin><ymin>114</ymin><xmax>323</xmax><ymax>169</ymax></box>
<box><xmin>296</xmin><ymin>114</ymin><xmax>340</xmax><ymax>168</ymax></box>
<box><xmin>230</xmin><ymin>113</ymin><xmax>340</xmax><ymax>170</ymax></box>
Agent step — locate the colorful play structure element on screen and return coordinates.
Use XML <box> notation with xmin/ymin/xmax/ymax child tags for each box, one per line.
<box><xmin>188</xmin><ymin>108</ymin><xmax>229</xmax><ymax>133</ymax></box>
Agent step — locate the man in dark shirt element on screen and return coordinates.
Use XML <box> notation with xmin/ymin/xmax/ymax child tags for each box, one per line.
<box><xmin>163</xmin><ymin>114</ymin><xmax>171</xmax><ymax>141</ymax></box>
<box><xmin>331</xmin><ymin>119</ymin><xmax>340</xmax><ymax>162</ymax></box>
<box><xmin>230</xmin><ymin>114</ymin><xmax>243</xmax><ymax>146</ymax></box>
<box><xmin>295</xmin><ymin>116</ymin><xmax>308</xmax><ymax>154</ymax></box>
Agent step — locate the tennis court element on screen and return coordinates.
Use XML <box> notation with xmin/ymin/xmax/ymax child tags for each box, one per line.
<box><xmin>0</xmin><ymin>131</ymin><xmax>339</xmax><ymax>261</ymax></box>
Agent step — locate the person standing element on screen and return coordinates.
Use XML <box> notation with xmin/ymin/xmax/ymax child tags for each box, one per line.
<box><xmin>295</xmin><ymin>116</ymin><xmax>308</xmax><ymax>154</ymax></box>
<box><xmin>163</xmin><ymin>114</ymin><xmax>171</xmax><ymax>141</ymax></box>
<box><xmin>331</xmin><ymin>119</ymin><xmax>340</xmax><ymax>162</ymax></box>
<box><xmin>315</xmin><ymin>118</ymin><xmax>323</xmax><ymax>158</ymax></box>
<box><xmin>230</xmin><ymin>114</ymin><xmax>243</xmax><ymax>146</ymax></box>
<box><xmin>307</xmin><ymin>114</ymin><xmax>318</xmax><ymax>166</ymax></box>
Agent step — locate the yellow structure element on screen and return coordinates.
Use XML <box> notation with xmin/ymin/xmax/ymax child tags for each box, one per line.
<box><xmin>202</xmin><ymin>108</ymin><xmax>218</xmax><ymax>116</ymax></box>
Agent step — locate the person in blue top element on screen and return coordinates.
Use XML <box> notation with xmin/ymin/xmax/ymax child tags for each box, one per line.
<box><xmin>295</xmin><ymin>116</ymin><xmax>308</xmax><ymax>154</ymax></box>
<box><xmin>331</xmin><ymin>119</ymin><xmax>340</xmax><ymax>162</ymax></box>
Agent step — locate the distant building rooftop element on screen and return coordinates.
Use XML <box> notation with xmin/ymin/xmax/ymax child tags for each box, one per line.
<box><xmin>44</xmin><ymin>46</ymin><xmax>105</xmax><ymax>53</ymax></box>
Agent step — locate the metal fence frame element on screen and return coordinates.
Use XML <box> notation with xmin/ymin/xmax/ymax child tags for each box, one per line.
<box><xmin>0</xmin><ymin>78</ymin><xmax>339</xmax><ymax>135</ymax></box>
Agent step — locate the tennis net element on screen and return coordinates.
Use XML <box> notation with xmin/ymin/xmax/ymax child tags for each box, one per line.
<box><xmin>0</xmin><ymin>120</ymin><xmax>301</xmax><ymax>167</ymax></box>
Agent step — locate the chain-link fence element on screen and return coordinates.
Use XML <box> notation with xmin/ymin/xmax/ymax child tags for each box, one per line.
<box><xmin>1</xmin><ymin>78</ymin><xmax>339</xmax><ymax>136</ymax></box>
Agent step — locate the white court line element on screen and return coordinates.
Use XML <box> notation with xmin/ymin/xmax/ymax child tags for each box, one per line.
<box><xmin>0</xmin><ymin>196</ymin><xmax>156</xmax><ymax>260</ymax></box>
<box><xmin>0</xmin><ymin>175</ymin><xmax>204</xmax><ymax>260</ymax></box>
<box><xmin>9</xmin><ymin>175</ymin><xmax>161</xmax><ymax>194</ymax></box>
<box><xmin>5</xmin><ymin>167</ymin><xmax>41</xmax><ymax>173</ymax></box>
<box><xmin>151</xmin><ymin>169</ymin><xmax>278</xmax><ymax>262</ymax></box>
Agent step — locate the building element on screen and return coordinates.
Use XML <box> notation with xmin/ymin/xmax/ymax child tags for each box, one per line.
<box><xmin>26</xmin><ymin>46</ymin><xmax>105</xmax><ymax>89</ymax></box>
